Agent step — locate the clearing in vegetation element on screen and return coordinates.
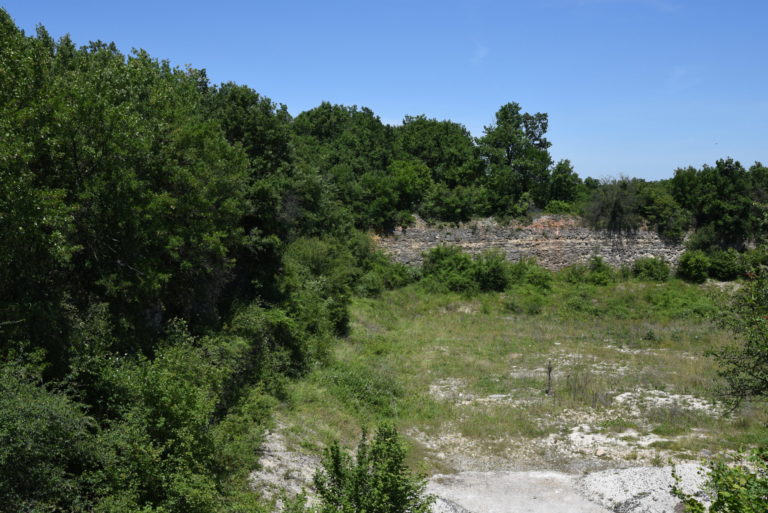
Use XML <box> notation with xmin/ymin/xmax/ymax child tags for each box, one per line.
<box><xmin>255</xmin><ymin>278</ymin><xmax>767</xmax><ymax>508</ymax></box>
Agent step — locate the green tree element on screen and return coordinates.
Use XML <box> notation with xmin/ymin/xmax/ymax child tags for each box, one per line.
<box><xmin>548</xmin><ymin>159</ymin><xmax>582</xmax><ymax>203</ymax></box>
<box><xmin>394</xmin><ymin>115</ymin><xmax>481</xmax><ymax>187</ymax></box>
<box><xmin>671</xmin><ymin>159</ymin><xmax>754</xmax><ymax>249</ymax></box>
<box><xmin>208</xmin><ymin>82</ymin><xmax>292</xmax><ymax>176</ymax></box>
<box><xmin>479</xmin><ymin>102</ymin><xmax>553</xmax><ymax>211</ymax></box>
<box><xmin>419</xmin><ymin>182</ymin><xmax>489</xmax><ymax>224</ymax></box>
<box><xmin>638</xmin><ymin>182</ymin><xmax>691</xmax><ymax>241</ymax></box>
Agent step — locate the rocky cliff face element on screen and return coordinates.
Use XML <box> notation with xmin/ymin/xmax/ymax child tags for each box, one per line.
<box><xmin>374</xmin><ymin>215</ymin><xmax>685</xmax><ymax>270</ymax></box>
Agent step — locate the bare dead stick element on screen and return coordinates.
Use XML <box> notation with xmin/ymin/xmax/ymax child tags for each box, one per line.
<box><xmin>546</xmin><ymin>360</ymin><xmax>553</xmax><ymax>396</ymax></box>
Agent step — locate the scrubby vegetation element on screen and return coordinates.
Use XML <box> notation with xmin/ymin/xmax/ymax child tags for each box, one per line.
<box><xmin>307</xmin><ymin>425</ymin><xmax>433</xmax><ymax>513</ymax></box>
<box><xmin>1</xmin><ymin>7</ymin><xmax>766</xmax><ymax>512</ymax></box>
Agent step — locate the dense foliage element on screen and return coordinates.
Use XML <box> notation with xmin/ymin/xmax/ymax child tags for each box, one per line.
<box><xmin>0</xmin><ymin>11</ymin><xmax>396</xmax><ymax>512</ymax></box>
<box><xmin>712</xmin><ymin>270</ymin><xmax>768</xmax><ymax>406</ymax></box>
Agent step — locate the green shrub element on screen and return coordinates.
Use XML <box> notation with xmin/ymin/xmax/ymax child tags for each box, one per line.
<box><xmin>472</xmin><ymin>250</ymin><xmax>509</xmax><ymax>292</ymax></box>
<box><xmin>312</xmin><ymin>425</ymin><xmax>434</xmax><ymax>513</ymax></box>
<box><xmin>525</xmin><ymin>264</ymin><xmax>554</xmax><ymax>290</ymax></box>
<box><xmin>558</xmin><ymin>257</ymin><xmax>617</xmax><ymax>286</ymax></box>
<box><xmin>543</xmin><ymin>200</ymin><xmax>573</xmax><ymax>214</ymax></box>
<box><xmin>558</xmin><ymin>263</ymin><xmax>590</xmax><ymax>284</ymax></box>
<box><xmin>507</xmin><ymin>258</ymin><xmax>553</xmax><ymax>290</ymax></box>
<box><xmin>673</xmin><ymin>448</ymin><xmax>768</xmax><ymax>513</ymax></box>
<box><xmin>708</xmin><ymin>248</ymin><xmax>745</xmax><ymax>281</ymax></box>
<box><xmin>712</xmin><ymin>270</ymin><xmax>768</xmax><ymax>404</ymax></box>
<box><xmin>632</xmin><ymin>257</ymin><xmax>670</xmax><ymax>282</ymax></box>
<box><xmin>618</xmin><ymin>264</ymin><xmax>633</xmax><ymax>280</ymax></box>
<box><xmin>744</xmin><ymin>247</ymin><xmax>768</xmax><ymax>272</ymax></box>
<box><xmin>420</xmin><ymin>245</ymin><xmax>477</xmax><ymax>293</ymax></box>
<box><xmin>349</xmin><ymin>235</ymin><xmax>416</xmax><ymax>297</ymax></box>
<box><xmin>677</xmin><ymin>250</ymin><xmax>710</xmax><ymax>283</ymax></box>
<box><xmin>421</xmin><ymin>248</ymin><xmax>553</xmax><ymax>294</ymax></box>
<box><xmin>211</xmin><ymin>387</ymin><xmax>275</xmax><ymax>479</ymax></box>
<box><xmin>355</xmin><ymin>252</ymin><xmax>416</xmax><ymax>297</ymax></box>
<box><xmin>0</xmin><ymin>364</ymin><xmax>101</xmax><ymax>513</ymax></box>
<box><xmin>280</xmin><ymin>237</ymin><xmax>357</xmax><ymax>336</ymax></box>
<box><xmin>587</xmin><ymin>256</ymin><xmax>615</xmax><ymax>285</ymax></box>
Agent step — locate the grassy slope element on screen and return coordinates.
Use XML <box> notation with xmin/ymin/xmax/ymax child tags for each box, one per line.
<box><xmin>275</xmin><ymin>279</ymin><xmax>768</xmax><ymax>474</ymax></box>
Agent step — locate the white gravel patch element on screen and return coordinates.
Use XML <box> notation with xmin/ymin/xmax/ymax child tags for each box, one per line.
<box><xmin>428</xmin><ymin>465</ymin><xmax>708</xmax><ymax>513</ymax></box>
<box><xmin>428</xmin><ymin>471</ymin><xmax>611</xmax><ymax>513</ymax></box>
<box><xmin>249</xmin><ymin>427</ymin><xmax>319</xmax><ymax>509</ymax></box>
<box><xmin>613</xmin><ymin>388</ymin><xmax>720</xmax><ymax>415</ymax></box>
<box><xmin>563</xmin><ymin>424</ymin><xmax>669</xmax><ymax>451</ymax></box>
<box><xmin>578</xmin><ymin>464</ymin><xmax>709</xmax><ymax>513</ymax></box>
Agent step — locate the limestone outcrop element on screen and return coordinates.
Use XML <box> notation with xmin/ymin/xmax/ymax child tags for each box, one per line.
<box><xmin>374</xmin><ymin>215</ymin><xmax>685</xmax><ymax>270</ymax></box>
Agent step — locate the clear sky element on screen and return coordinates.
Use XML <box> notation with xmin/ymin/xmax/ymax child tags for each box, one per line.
<box><xmin>3</xmin><ymin>0</ymin><xmax>766</xmax><ymax>180</ymax></box>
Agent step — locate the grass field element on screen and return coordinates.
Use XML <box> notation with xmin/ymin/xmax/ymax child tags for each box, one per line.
<box><xmin>275</xmin><ymin>279</ymin><xmax>768</xmax><ymax>474</ymax></box>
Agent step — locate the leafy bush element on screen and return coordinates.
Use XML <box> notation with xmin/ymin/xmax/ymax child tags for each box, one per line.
<box><xmin>355</xmin><ymin>251</ymin><xmax>417</xmax><ymax>297</ymax></box>
<box><xmin>677</xmin><ymin>250</ymin><xmax>710</xmax><ymax>283</ymax></box>
<box><xmin>420</xmin><ymin>245</ymin><xmax>477</xmax><ymax>293</ymax></box>
<box><xmin>708</xmin><ymin>248</ymin><xmax>745</xmax><ymax>281</ymax></box>
<box><xmin>543</xmin><ymin>199</ymin><xmax>573</xmax><ymax>214</ymax></box>
<box><xmin>558</xmin><ymin>263</ymin><xmax>590</xmax><ymax>284</ymax></box>
<box><xmin>312</xmin><ymin>425</ymin><xmax>434</xmax><ymax>513</ymax></box>
<box><xmin>421</xmin><ymin>248</ymin><xmax>552</xmax><ymax>294</ymax></box>
<box><xmin>632</xmin><ymin>257</ymin><xmax>670</xmax><ymax>282</ymax></box>
<box><xmin>0</xmin><ymin>364</ymin><xmax>101</xmax><ymax>513</ymax></box>
<box><xmin>506</xmin><ymin>258</ymin><xmax>553</xmax><ymax>290</ymax></box>
<box><xmin>712</xmin><ymin>270</ymin><xmax>768</xmax><ymax>404</ymax></box>
<box><xmin>472</xmin><ymin>250</ymin><xmax>510</xmax><ymax>292</ymax></box>
<box><xmin>280</xmin><ymin>237</ymin><xmax>358</xmax><ymax>336</ymax></box>
<box><xmin>558</xmin><ymin>257</ymin><xmax>617</xmax><ymax>286</ymax></box>
<box><xmin>673</xmin><ymin>449</ymin><xmax>768</xmax><ymax>513</ymax></box>
<box><xmin>744</xmin><ymin>247</ymin><xmax>768</xmax><ymax>272</ymax></box>
<box><xmin>587</xmin><ymin>256</ymin><xmax>616</xmax><ymax>285</ymax></box>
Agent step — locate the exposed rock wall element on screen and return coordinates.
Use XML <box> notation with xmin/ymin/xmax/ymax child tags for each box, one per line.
<box><xmin>374</xmin><ymin>216</ymin><xmax>685</xmax><ymax>270</ymax></box>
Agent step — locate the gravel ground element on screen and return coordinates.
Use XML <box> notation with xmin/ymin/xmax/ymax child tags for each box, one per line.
<box><xmin>428</xmin><ymin>471</ymin><xmax>611</xmax><ymax>513</ymax></box>
<box><xmin>578</xmin><ymin>464</ymin><xmax>709</xmax><ymax>513</ymax></box>
<box><xmin>427</xmin><ymin>465</ymin><xmax>708</xmax><ymax>513</ymax></box>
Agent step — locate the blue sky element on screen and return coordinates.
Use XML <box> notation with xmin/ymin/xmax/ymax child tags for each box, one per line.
<box><xmin>3</xmin><ymin>0</ymin><xmax>766</xmax><ymax>180</ymax></box>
